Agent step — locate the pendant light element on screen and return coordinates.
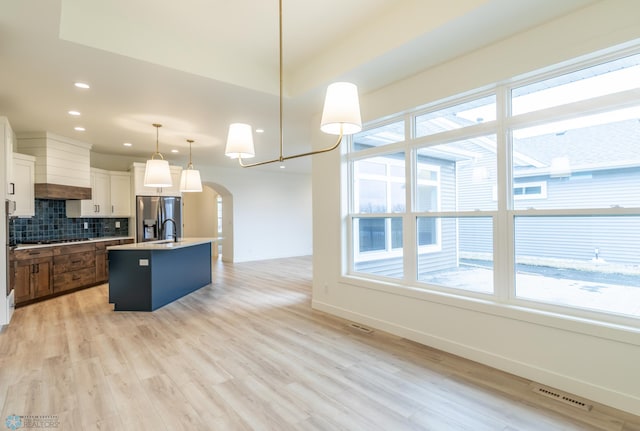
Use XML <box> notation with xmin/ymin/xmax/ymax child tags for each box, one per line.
<box><xmin>144</xmin><ymin>123</ymin><xmax>172</xmax><ymax>187</ymax></box>
<box><xmin>224</xmin><ymin>0</ymin><xmax>362</xmax><ymax>168</ymax></box>
<box><xmin>180</xmin><ymin>139</ymin><xmax>203</xmax><ymax>192</ymax></box>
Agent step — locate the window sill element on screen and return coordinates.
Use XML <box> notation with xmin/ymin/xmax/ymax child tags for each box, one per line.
<box><xmin>339</xmin><ymin>273</ymin><xmax>640</xmax><ymax>346</ymax></box>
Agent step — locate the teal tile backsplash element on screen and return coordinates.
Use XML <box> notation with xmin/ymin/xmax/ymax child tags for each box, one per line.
<box><xmin>9</xmin><ymin>199</ymin><xmax>129</xmax><ymax>245</ymax></box>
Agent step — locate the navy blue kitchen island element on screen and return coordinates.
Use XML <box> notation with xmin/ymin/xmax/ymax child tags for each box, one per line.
<box><xmin>107</xmin><ymin>238</ymin><xmax>215</xmax><ymax>311</ymax></box>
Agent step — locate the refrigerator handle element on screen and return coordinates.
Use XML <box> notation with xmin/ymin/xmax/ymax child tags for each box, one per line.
<box><xmin>156</xmin><ymin>198</ymin><xmax>164</xmax><ymax>239</ymax></box>
<box><xmin>158</xmin><ymin>199</ymin><xmax>164</xmax><ymax>239</ymax></box>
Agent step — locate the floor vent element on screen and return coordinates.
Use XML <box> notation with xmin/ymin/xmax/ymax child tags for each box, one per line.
<box><xmin>348</xmin><ymin>323</ymin><xmax>373</xmax><ymax>333</ymax></box>
<box><xmin>531</xmin><ymin>384</ymin><xmax>593</xmax><ymax>411</ymax></box>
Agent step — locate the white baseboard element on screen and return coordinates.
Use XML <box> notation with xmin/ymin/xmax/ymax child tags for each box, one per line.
<box><xmin>312</xmin><ymin>299</ymin><xmax>640</xmax><ymax>416</ymax></box>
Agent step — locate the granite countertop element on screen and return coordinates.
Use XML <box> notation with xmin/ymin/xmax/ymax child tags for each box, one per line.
<box><xmin>107</xmin><ymin>237</ymin><xmax>221</xmax><ymax>251</ymax></box>
<box><xmin>13</xmin><ymin>236</ymin><xmax>135</xmax><ymax>250</ymax></box>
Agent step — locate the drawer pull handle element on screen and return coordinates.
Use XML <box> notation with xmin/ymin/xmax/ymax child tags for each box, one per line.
<box><xmin>71</xmin><ymin>260</ymin><xmax>81</xmax><ymax>264</ymax></box>
<box><xmin>72</xmin><ymin>275</ymin><xmax>81</xmax><ymax>280</ymax></box>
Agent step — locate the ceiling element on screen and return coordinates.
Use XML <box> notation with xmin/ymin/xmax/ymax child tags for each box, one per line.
<box><xmin>0</xmin><ymin>0</ymin><xmax>597</xmax><ymax>173</ymax></box>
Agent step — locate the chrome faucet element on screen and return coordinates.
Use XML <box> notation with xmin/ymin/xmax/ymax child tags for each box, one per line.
<box><xmin>161</xmin><ymin>218</ymin><xmax>178</xmax><ymax>242</ymax></box>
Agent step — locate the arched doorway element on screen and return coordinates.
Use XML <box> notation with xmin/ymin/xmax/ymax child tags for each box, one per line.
<box><xmin>182</xmin><ymin>182</ymin><xmax>233</xmax><ymax>262</ymax></box>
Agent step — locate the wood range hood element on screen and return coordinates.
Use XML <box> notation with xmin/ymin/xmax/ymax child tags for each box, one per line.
<box><xmin>34</xmin><ymin>183</ymin><xmax>91</xmax><ymax>200</ymax></box>
<box><xmin>17</xmin><ymin>132</ymin><xmax>93</xmax><ymax>200</ymax></box>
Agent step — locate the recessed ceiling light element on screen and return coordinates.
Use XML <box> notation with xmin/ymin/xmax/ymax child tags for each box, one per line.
<box><xmin>68</xmin><ymin>110</ymin><xmax>81</xmax><ymax>116</ymax></box>
<box><xmin>171</xmin><ymin>149</ymin><xmax>179</xmax><ymax>153</ymax></box>
<box><xmin>123</xmin><ymin>142</ymin><xmax>132</xmax><ymax>147</ymax></box>
<box><xmin>74</xmin><ymin>126</ymin><xmax>85</xmax><ymax>131</ymax></box>
<box><xmin>256</xmin><ymin>128</ymin><xmax>264</xmax><ymax>133</ymax></box>
<box><xmin>279</xmin><ymin>165</ymin><xmax>285</xmax><ymax>169</ymax></box>
<box><xmin>74</xmin><ymin>82</ymin><xmax>90</xmax><ymax>89</ymax></box>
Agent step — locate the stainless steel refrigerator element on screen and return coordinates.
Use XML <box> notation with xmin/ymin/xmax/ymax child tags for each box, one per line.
<box><xmin>136</xmin><ymin>196</ymin><xmax>182</xmax><ymax>242</ymax></box>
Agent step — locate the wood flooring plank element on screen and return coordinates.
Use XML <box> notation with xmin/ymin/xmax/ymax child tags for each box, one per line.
<box><xmin>105</xmin><ymin>370</ymin><xmax>167</xmax><ymax>431</ymax></box>
<box><xmin>0</xmin><ymin>256</ymin><xmax>638</xmax><ymax>431</ymax></box>
<box><xmin>71</xmin><ymin>357</ymin><xmax>118</xmax><ymax>428</ymax></box>
<box><xmin>142</xmin><ymin>373</ymin><xmax>210</xmax><ymax>431</ymax></box>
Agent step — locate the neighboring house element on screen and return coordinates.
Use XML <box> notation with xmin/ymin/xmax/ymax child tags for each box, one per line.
<box><xmin>354</xmin><ymin>117</ymin><xmax>640</xmax><ymax>275</ymax></box>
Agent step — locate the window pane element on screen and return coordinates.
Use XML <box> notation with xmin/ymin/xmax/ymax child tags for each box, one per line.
<box><xmin>359</xmin><ymin>160</ymin><xmax>386</xmax><ymax>175</ymax></box>
<box><xmin>353</xmin><ymin>217</ymin><xmax>403</xmax><ymax>279</ymax></box>
<box><xmin>416</xmin><ymin>135</ymin><xmax>497</xmax><ymax>211</ymax></box>
<box><xmin>358</xmin><ymin>180</ymin><xmax>386</xmax><ymax>213</ymax></box>
<box><xmin>417</xmin><ymin>217</ymin><xmax>436</xmax><ymax>246</ymax></box>
<box><xmin>354</xmin><ymin>153</ymin><xmax>405</xmax><ymax>214</ymax></box>
<box><xmin>512</xmin><ymin>106</ymin><xmax>640</xmax><ymax>209</ymax></box>
<box><xmin>515</xmin><ymin>216</ymin><xmax>640</xmax><ymax>317</ymax></box>
<box><xmin>512</xmin><ymin>53</ymin><xmax>640</xmax><ymax>115</ymax></box>
<box><xmin>391</xmin><ymin>218</ymin><xmax>403</xmax><ymax>249</ymax></box>
<box><xmin>417</xmin><ymin>217</ymin><xmax>493</xmax><ymax>293</ymax></box>
<box><xmin>416</xmin><ymin>184</ymin><xmax>438</xmax><ymax>212</ymax></box>
<box><xmin>390</xmin><ymin>182</ymin><xmax>405</xmax><ymax>213</ymax></box>
<box><xmin>358</xmin><ymin>218</ymin><xmax>386</xmax><ymax>252</ymax></box>
<box><xmin>352</xmin><ymin>121</ymin><xmax>405</xmax><ymax>151</ymax></box>
<box><xmin>415</xmin><ymin>95</ymin><xmax>496</xmax><ymax>138</ymax></box>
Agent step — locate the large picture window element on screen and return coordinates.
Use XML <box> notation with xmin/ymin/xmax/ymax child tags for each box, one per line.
<box><xmin>346</xmin><ymin>48</ymin><xmax>640</xmax><ymax>324</ymax></box>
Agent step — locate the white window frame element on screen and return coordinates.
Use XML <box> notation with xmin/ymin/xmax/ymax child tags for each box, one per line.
<box><xmin>352</xmin><ymin>155</ymin><xmax>406</xmax><ymax>262</ymax></box>
<box><xmin>345</xmin><ymin>45</ymin><xmax>640</xmax><ymax>328</ymax></box>
<box><xmin>415</xmin><ymin>162</ymin><xmax>442</xmax><ymax>253</ymax></box>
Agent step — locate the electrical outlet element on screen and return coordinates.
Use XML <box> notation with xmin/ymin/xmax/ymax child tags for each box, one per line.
<box><xmin>115</xmin><ymin>221</ymin><xmax>121</xmax><ymax>228</ymax></box>
<box><xmin>83</xmin><ymin>222</ymin><xmax>88</xmax><ymax>229</ymax></box>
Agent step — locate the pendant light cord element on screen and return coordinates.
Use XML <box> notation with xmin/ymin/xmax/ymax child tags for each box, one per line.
<box><xmin>233</xmin><ymin>0</ymin><xmax>355</xmax><ymax>168</ymax></box>
<box><xmin>187</xmin><ymin>139</ymin><xmax>194</xmax><ymax>169</ymax></box>
<box><xmin>278</xmin><ymin>0</ymin><xmax>284</xmax><ymax>162</ymax></box>
<box><xmin>152</xmin><ymin>123</ymin><xmax>164</xmax><ymax>160</ymax></box>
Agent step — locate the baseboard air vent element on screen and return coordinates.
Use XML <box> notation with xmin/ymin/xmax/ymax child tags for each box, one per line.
<box><xmin>531</xmin><ymin>384</ymin><xmax>593</xmax><ymax>411</ymax></box>
<box><xmin>348</xmin><ymin>323</ymin><xmax>373</xmax><ymax>334</ymax></box>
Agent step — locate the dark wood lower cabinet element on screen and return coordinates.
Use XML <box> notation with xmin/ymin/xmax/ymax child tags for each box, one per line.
<box><xmin>96</xmin><ymin>250</ymin><xmax>107</xmax><ymax>283</ymax></box>
<box><xmin>12</xmin><ymin>249</ymin><xmax>54</xmax><ymax>304</ymax></box>
<box><xmin>11</xmin><ymin>238</ymin><xmax>134</xmax><ymax>306</ymax></box>
<box><xmin>53</xmin><ymin>267</ymin><xmax>96</xmax><ymax>292</ymax></box>
<box><xmin>53</xmin><ymin>244</ymin><xmax>96</xmax><ymax>293</ymax></box>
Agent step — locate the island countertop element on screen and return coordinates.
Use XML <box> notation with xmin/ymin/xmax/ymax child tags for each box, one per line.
<box><xmin>107</xmin><ymin>237</ymin><xmax>221</xmax><ymax>251</ymax></box>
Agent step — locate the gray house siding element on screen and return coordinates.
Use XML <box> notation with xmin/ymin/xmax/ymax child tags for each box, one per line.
<box><xmin>515</xmin><ymin>167</ymin><xmax>640</xmax><ymax>210</ymax></box>
<box><xmin>457</xmin><ymin>161</ymin><xmax>640</xmax><ymax>265</ymax></box>
<box><xmin>417</xmin><ymin>158</ymin><xmax>459</xmax><ymax>273</ymax></box>
<box><xmin>515</xmin><ymin>216</ymin><xmax>640</xmax><ymax>265</ymax></box>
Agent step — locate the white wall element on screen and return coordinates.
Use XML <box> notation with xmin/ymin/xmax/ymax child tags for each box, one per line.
<box><xmin>96</xmin><ymin>152</ymin><xmax>313</xmax><ymax>262</ymax></box>
<box><xmin>200</xmin><ymin>164</ymin><xmax>312</xmax><ymax>262</ymax></box>
<box><xmin>312</xmin><ymin>0</ymin><xmax>640</xmax><ymax>416</ymax></box>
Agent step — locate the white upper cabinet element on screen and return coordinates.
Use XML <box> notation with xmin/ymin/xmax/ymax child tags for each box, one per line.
<box><xmin>66</xmin><ymin>168</ymin><xmax>131</xmax><ymax>218</ymax></box>
<box><xmin>12</xmin><ymin>153</ymin><xmax>35</xmax><ymax>217</ymax></box>
<box><xmin>131</xmin><ymin>162</ymin><xmax>182</xmax><ymax>197</ymax></box>
<box><xmin>2</xmin><ymin>117</ymin><xmax>15</xmax><ymax>197</ymax></box>
<box><xmin>92</xmin><ymin>169</ymin><xmax>111</xmax><ymax>216</ymax></box>
<box><xmin>109</xmin><ymin>171</ymin><xmax>131</xmax><ymax>217</ymax></box>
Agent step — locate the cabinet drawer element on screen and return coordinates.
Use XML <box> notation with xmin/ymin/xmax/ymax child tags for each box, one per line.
<box><xmin>13</xmin><ymin>248</ymin><xmax>54</xmax><ymax>260</ymax></box>
<box><xmin>53</xmin><ymin>268</ymin><xmax>96</xmax><ymax>292</ymax></box>
<box><xmin>53</xmin><ymin>243</ymin><xmax>95</xmax><ymax>256</ymax></box>
<box><xmin>53</xmin><ymin>252</ymin><xmax>96</xmax><ymax>274</ymax></box>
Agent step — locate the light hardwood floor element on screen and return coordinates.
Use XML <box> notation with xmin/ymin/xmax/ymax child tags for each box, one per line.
<box><xmin>1</xmin><ymin>256</ymin><xmax>639</xmax><ymax>431</ymax></box>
